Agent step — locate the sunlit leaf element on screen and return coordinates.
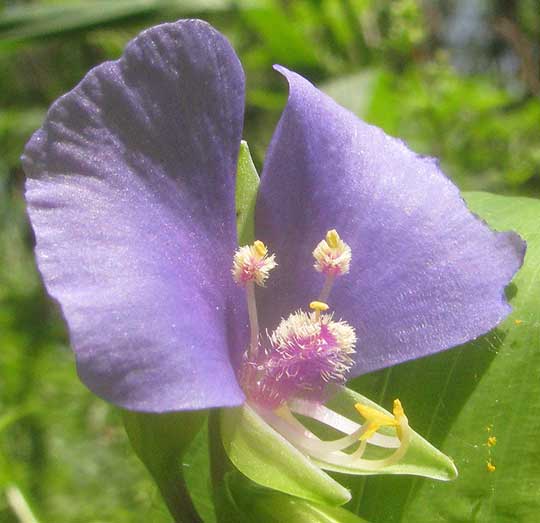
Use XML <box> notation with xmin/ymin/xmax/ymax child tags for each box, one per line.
<box><xmin>0</xmin><ymin>0</ymin><xmax>254</xmax><ymax>44</ymax></box>
<box><xmin>240</xmin><ymin>5</ymin><xmax>320</xmax><ymax>68</ymax></box>
<box><xmin>320</xmin><ymin>70</ymin><xmax>380</xmax><ymax>118</ymax></box>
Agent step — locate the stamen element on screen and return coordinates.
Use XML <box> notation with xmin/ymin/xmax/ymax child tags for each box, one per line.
<box><xmin>355</xmin><ymin>398</ymin><xmax>408</xmax><ymax>442</ymax></box>
<box><xmin>232</xmin><ymin>240</ymin><xmax>276</xmax><ymax>358</ymax></box>
<box><xmin>232</xmin><ymin>240</ymin><xmax>277</xmax><ymax>287</ymax></box>
<box><xmin>355</xmin><ymin>403</ymin><xmax>398</xmax><ymax>441</ymax></box>
<box><xmin>254</xmin><ymin>396</ymin><xmax>412</xmax><ymax>471</ymax></box>
<box><xmin>289</xmin><ymin>398</ymin><xmax>400</xmax><ymax>448</ymax></box>
<box><xmin>313</xmin><ymin>229</ymin><xmax>352</xmax><ymax>278</ymax></box>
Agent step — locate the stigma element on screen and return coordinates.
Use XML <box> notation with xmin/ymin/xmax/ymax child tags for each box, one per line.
<box><xmin>232</xmin><ymin>240</ymin><xmax>277</xmax><ymax>286</ymax></box>
<box><xmin>313</xmin><ymin>229</ymin><xmax>352</xmax><ymax>277</ymax></box>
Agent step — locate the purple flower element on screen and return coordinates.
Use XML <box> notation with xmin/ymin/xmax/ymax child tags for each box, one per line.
<box><xmin>22</xmin><ymin>20</ymin><xmax>524</xmax><ymax>416</ymax></box>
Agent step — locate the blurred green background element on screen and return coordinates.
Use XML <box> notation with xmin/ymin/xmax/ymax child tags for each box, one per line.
<box><xmin>0</xmin><ymin>1</ymin><xmax>539</xmax><ymax>521</ymax></box>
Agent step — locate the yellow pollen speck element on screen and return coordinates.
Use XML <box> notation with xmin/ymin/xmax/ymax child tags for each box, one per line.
<box><xmin>309</xmin><ymin>301</ymin><xmax>329</xmax><ymax>312</ymax></box>
<box><xmin>253</xmin><ymin>240</ymin><xmax>267</xmax><ymax>257</ymax></box>
<box><xmin>487</xmin><ymin>436</ymin><xmax>497</xmax><ymax>447</ymax></box>
<box><xmin>514</xmin><ymin>319</ymin><xmax>523</xmax><ymax>325</ymax></box>
<box><xmin>486</xmin><ymin>461</ymin><xmax>496</xmax><ymax>473</ymax></box>
<box><xmin>326</xmin><ymin>229</ymin><xmax>340</xmax><ymax>249</ymax></box>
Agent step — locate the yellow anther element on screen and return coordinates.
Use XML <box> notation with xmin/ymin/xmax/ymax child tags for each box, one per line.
<box><xmin>309</xmin><ymin>301</ymin><xmax>330</xmax><ymax>312</ymax></box>
<box><xmin>355</xmin><ymin>400</ymin><xmax>407</xmax><ymax>441</ymax></box>
<box><xmin>487</xmin><ymin>436</ymin><xmax>497</xmax><ymax>447</ymax></box>
<box><xmin>393</xmin><ymin>399</ymin><xmax>405</xmax><ymax>420</ymax></box>
<box><xmin>355</xmin><ymin>403</ymin><xmax>396</xmax><ymax>426</ymax></box>
<box><xmin>232</xmin><ymin>242</ymin><xmax>276</xmax><ymax>286</ymax></box>
<box><xmin>355</xmin><ymin>403</ymin><xmax>398</xmax><ymax>441</ymax></box>
<box><xmin>313</xmin><ymin>229</ymin><xmax>351</xmax><ymax>276</ymax></box>
<box><xmin>326</xmin><ymin>229</ymin><xmax>340</xmax><ymax>249</ymax></box>
<box><xmin>253</xmin><ymin>240</ymin><xmax>267</xmax><ymax>257</ymax></box>
<box><xmin>486</xmin><ymin>461</ymin><xmax>496</xmax><ymax>473</ymax></box>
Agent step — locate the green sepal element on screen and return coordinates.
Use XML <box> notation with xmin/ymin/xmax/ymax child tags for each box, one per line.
<box><xmin>221</xmin><ymin>404</ymin><xmax>351</xmax><ymax>506</ymax></box>
<box><xmin>314</xmin><ymin>387</ymin><xmax>458</xmax><ymax>480</ymax></box>
<box><xmin>235</xmin><ymin>140</ymin><xmax>260</xmax><ymax>245</ymax></box>
<box><xmin>226</xmin><ymin>472</ymin><xmax>371</xmax><ymax>523</ymax></box>
<box><xmin>122</xmin><ymin>410</ymin><xmax>206</xmax><ymax>522</ymax></box>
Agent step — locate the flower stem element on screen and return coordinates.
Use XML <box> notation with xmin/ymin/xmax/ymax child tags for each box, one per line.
<box><xmin>5</xmin><ymin>485</ymin><xmax>40</xmax><ymax>523</ymax></box>
<box><xmin>154</xmin><ymin>469</ymin><xmax>202</xmax><ymax>523</ymax></box>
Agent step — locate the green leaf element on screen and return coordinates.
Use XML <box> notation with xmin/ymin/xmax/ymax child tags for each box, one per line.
<box><xmin>221</xmin><ymin>404</ymin><xmax>351</xmax><ymax>506</ymax></box>
<box><xmin>314</xmin><ymin>387</ymin><xmax>457</xmax><ymax>480</ymax></box>
<box><xmin>0</xmin><ymin>0</ymin><xmax>245</xmax><ymax>44</ymax></box>
<box><xmin>240</xmin><ymin>6</ymin><xmax>320</xmax><ymax>69</ymax></box>
<box><xmin>235</xmin><ymin>141</ymin><xmax>260</xmax><ymax>245</ymax></box>
<box><xmin>182</xmin><ymin>420</ymin><xmax>217</xmax><ymax>523</ymax></box>
<box><xmin>349</xmin><ymin>192</ymin><xmax>540</xmax><ymax>522</ymax></box>
<box><xmin>122</xmin><ymin>410</ymin><xmax>205</xmax><ymax>523</ymax></box>
<box><xmin>320</xmin><ymin>70</ymin><xmax>380</xmax><ymax>119</ymax></box>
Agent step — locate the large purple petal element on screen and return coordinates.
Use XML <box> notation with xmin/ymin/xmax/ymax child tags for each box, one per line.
<box><xmin>256</xmin><ymin>67</ymin><xmax>525</xmax><ymax>376</ymax></box>
<box><xmin>23</xmin><ymin>21</ymin><xmax>247</xmax><ymax>411</ymax></box>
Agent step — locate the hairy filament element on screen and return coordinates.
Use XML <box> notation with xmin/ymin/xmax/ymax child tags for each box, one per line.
<box><xmin>246</xmin><ymin>281</ymin><xmax>259</xmax><ymax>357</ymax></box>
<box><xmin>318</xmin><ymin>273</ymin><xmax>336</xmax><ymax>302</ymax></box>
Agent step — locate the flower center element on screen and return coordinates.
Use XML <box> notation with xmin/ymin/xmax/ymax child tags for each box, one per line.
<box><xmin>241</xmin><ymin>305</ymin><xmax>357</xmax><ymax>409</ymax></box>
<box><xmin>232</xmin><ymin>229</ymin><xmax>354</xmax><ymax>408</ymax></box>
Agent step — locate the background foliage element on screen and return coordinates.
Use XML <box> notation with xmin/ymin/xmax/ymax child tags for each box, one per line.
<box><xmin>0</xmin><ymin>1</ymin><xmax>539</xmax><ymax>522</ymax></box>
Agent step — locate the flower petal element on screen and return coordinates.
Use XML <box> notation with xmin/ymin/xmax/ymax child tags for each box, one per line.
<box><xmin>256</xmin><ymin>66</ymin><xmax>525</xmax><ymax>376</ymax></box>
<box><xmin>23</xmin><ymin>21</ymin><xmax>246</xmax><ymax>411</ymax></box>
